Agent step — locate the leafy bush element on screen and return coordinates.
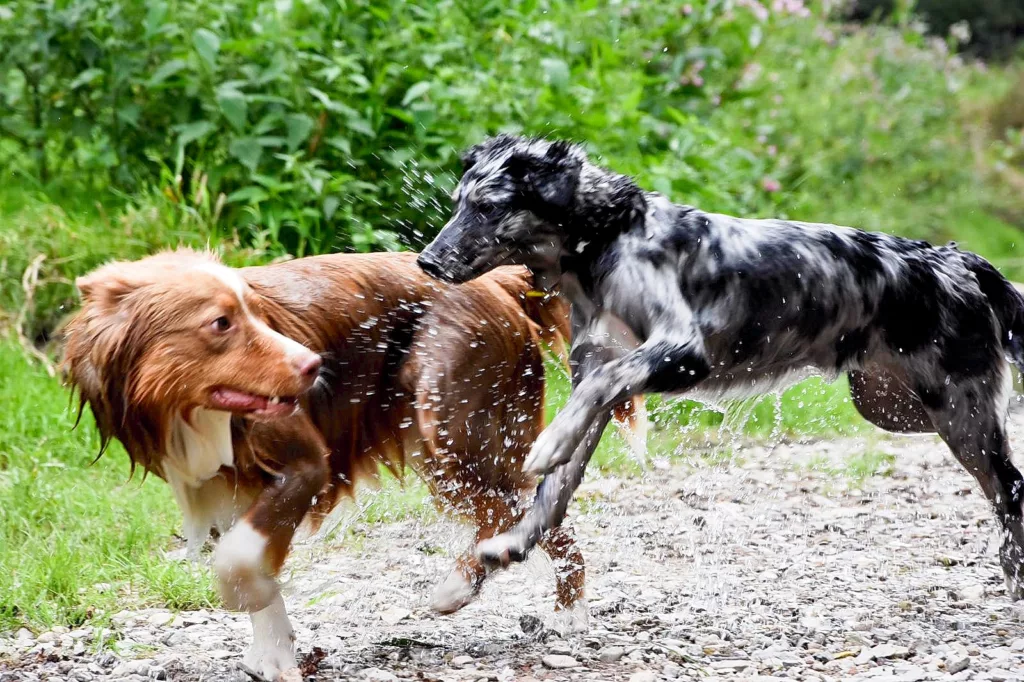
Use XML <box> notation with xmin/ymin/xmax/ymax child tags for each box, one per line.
<box><xmin>992</xmin><ymin>71</ymin><xmax>1024</xmax><ymax>136</ymax></box>
<box><xmin>0</xmin><ymin>0</ymin><xmax>815</xmax><ymax>255</ymax></box>
<box><xmin>2</xmin><ymin>0</ymin><xmax>1023</xmax><ymax>341</ymax></box>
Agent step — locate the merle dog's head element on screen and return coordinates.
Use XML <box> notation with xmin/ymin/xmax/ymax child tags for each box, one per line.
<box><xmin>418</xmin><ymin>135</ymin><xmax>586</xmax><ymax>287</ymax></box>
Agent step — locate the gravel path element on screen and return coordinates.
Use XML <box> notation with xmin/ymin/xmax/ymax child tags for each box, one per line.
<box><xmin>7</xmin><ymin>411</ymin><xmax>1024</xmax><ymax>682</ymax></box>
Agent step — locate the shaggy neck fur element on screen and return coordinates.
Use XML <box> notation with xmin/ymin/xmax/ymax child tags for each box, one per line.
<box><xmin>562</xmin><ymin>163</ymin><xmax>647</xmax><ymax>255</ymax></box>
<box><xmin>164</xmin><ymin>408</ymin><xmax>235</xmax><ymax>488</ymax></box>
<box><xmin>552</xmin><ymin>162</ymin><xmax>647</xmax><ymax>288</ymax></box>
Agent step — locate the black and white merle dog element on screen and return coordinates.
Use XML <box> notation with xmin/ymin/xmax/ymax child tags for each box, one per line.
<box><xmin>417</xmin><ymin>133</ymin><xmax>1024</xmax><ymax>599</ymax></box>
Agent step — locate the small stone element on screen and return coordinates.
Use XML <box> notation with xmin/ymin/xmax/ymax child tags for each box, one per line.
<box><xmin>959</xmin><ymin>585</ymin><xmax>985</xmax><ymax>602</ymax></box>
<box><xmin>1012</xmin><ymin>638</ymin><xmax>1024</xmax><ymax>652</ymax></box>
<box><xmin>895</xmin><ymin>665</ymin><xmax>927</xmax><ymax>681</ymax></box>
<box><xmin>946</xmin><ymin>655</ymin><xmax>970</xmax><ymax>674</ymax></box>
<box><xmin>360</xmin><ymin>668</ymin><xmax>399</xmax><ymax>682</ymax></box>
<box><xmin>710</xmin><ymin>659</ymin><xmax>752</xmax><ymax>671</ymax></box>
<box><xmin>277</xmin><ymin>669</ymin><xmax>304</xmax><ymax>682</ymax></box>
<box><xmin>95</xmin><ymin>652</ymin><xmax>117</xmax><ymax>668</ymax></box>
<box><xmin>519</xmin><ymin>615</ymin><xmax>543</xmax><ymax>635</ymax></box>
<box><xmin>541</xmin><ymin>654</ymin><xmax>579</xmax><ymax>669</ymax></box>
<box><xmin>147</xmin><ymin>612</ymin><xmax>174</xmax><ymax>627</ymax></box>
<box><xmin>379</xmin><ymin>606</ymin><xmax>411</xmax><ymax>626</ymax></box>
<box><xmin>547</xmin><ymin>641</ymin><xmax>572</xmax><ymax>656</ymax></box>
<box><xmin>598</xmin><ymin>646</ymin><xmax>625</xmax><ymax>663</ymax></box>
<box><xmin>110</xmin><ymin>660</ymin><xmax>151</xmax><ymax>677</ymax></box>
<box><xmin>629</xmin><ymin>672</ymin><xmax>657</xmax><ymax>682</ymax></box>
<box><xmin>855</xmin><ymin>644</ymin><xmax>909</xmax><ymax>664</ymax></box>
<box><xmin>452</xmin><ymin>655</ymin><xmax>475</xmax><ymax>667</ymax></box>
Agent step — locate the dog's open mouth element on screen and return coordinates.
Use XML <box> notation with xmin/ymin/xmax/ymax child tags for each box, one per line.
<box><xmin>209</xmin><ymin>387</ymin><xmax>298</xmax><ymax>418</ymax></box>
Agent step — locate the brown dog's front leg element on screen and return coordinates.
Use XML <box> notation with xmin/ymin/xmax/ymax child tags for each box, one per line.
<box><xmin>214</xmin><ymin>415</ymin><xmax>330</xmax><ymax>611</ymax></box>
<box><xmin>212</xmin><ymin>415</ymin><xmax>329</xmax><ymax>681</ymax></box>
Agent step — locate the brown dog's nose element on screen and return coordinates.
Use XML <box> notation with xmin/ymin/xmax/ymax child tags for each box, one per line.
<box><xmin>296</xmin><ymin>354</ymin><xmax>322</xmax><ymax>379</ymax></box>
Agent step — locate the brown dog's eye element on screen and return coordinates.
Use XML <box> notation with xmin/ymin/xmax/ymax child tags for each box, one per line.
<box><xmin>210</xmin><ymin>316</ymin><xmax>232</xmax><ymax>333</ymax></box>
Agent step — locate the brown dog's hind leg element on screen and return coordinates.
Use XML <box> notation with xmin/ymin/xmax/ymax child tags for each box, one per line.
<box><xmin>430</xmin><ymin>492</ymin><xmax>520</xmax><ymax>614</ymax></box>
<box><xmin>538</xmin><ymin>523</ymin><xmax>587</xmax><ymax>634</ymax></box>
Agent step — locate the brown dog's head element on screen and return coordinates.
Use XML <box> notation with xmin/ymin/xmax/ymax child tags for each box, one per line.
<box><xmin>63</xmin><ymin>249</ymin><xmax>321</xmax><ymax>473</ymax></box>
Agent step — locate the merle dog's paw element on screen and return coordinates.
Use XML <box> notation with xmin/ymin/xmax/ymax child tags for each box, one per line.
<box><xmin>522</xmin><ymin>420</ymin><xmax>577</xmax><ymax>475</ymax></box>
<box><xmin>476</xmin><ymin>533</ymin><xmax>532</xmax><ymax>570</ymax></box>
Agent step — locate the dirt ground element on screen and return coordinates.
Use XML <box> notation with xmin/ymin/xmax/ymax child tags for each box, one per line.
<box><xmin>6</xmin><ymin>411</ymin><xmax>1024</xmax><ymax>682</ymax></box>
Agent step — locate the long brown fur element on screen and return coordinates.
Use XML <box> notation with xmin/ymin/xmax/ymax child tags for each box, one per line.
<box><xmin>62</xmin><ymin>249</ymin><xmax>643</xmax><ymax>678</ymax></box>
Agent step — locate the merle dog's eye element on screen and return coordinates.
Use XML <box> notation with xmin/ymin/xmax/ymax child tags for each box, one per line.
<box><xmin>210</xmin><ymin>316</ymin><xmax>232</xmax><ymax>333</ymax></box>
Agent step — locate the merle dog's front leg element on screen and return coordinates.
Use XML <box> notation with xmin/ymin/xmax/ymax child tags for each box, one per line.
<box><xmin>523</xmin><ymin>339</ymin><xmax>710</xmax><ymax>475</ymax></box>
<box><xmin>478</xmin><ymin>337</ymin><xmax>710</xmax><ymax>569</ymax></box>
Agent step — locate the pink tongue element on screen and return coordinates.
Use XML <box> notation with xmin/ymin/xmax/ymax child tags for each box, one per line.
<box><xmin>211</xmin><ymin>388</ymin><xmax>267</xmax><ymax>411</ymax></box>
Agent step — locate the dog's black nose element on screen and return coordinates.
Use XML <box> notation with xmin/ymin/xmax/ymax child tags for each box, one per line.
<box><xmin>417</xmin><ymin>254</ymin><xmax>447</xmax><ymax>280</ymax></box>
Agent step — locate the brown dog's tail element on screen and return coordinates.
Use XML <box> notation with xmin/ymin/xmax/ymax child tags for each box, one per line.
<box><xmin>506</xmin><ymin>270</ymin><xmax>649</xmax><ymax>463</ymax></box>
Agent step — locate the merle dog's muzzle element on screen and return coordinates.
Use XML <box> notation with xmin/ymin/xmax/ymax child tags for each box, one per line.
<box><xmin>416</xmin><ymin>253</ymin><xmax>453</xmax><ymax>282</ymax></box>
<box><xmin>418</xmin><ymin>221</ymin><xmax>485</xmax><ymax>284</ymax></box>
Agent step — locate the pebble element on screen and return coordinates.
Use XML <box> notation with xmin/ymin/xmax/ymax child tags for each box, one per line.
<box><xmin>7</xmin><ymin>421</ymin><xmax>1024</xmax><ymax>681</ymax></box>
<box><xmin>709</xmin><ymin>659</ymin><xmax>752</xmax><ymax>671</ymax></box>
<box><xmin>947</xmin><ymin>655</ymin><xmax>971</xmax><ymax>674</ymax></box>
<box><xmin>855</xmin><ymin>643</ymin><xmax>910</xmax><ymax>664</ymax></box>
<box><xmin>628</xmin><ymin>672</ymin><xmax>658</xmax><ymax>682</ymax></box>
<box><xmin>379</xmin><ymin>606</ymin><xmax>412</xmax><ymax>626</ymax></box>
<box><xmin>541</xmin><ymin>654</ymin><xmax>579</xmax><ymax>669</ymax></box>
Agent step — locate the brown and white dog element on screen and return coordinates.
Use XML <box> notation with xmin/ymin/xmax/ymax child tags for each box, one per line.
<box><xmin>62</xmin><ymin>249</ymin><xmax>645</xmax><ymax>681</ymax></box>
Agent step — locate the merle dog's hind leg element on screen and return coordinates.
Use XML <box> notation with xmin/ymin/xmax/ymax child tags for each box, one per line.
<box><xmin>925</xmin><ymin>370</ymin><xmax>1024</xmax><ymax>599</ymax></box>
<box><xmin>849</xmin><ymin>368</ymin><xmax>935</xmax><ymax>434</ymax></box>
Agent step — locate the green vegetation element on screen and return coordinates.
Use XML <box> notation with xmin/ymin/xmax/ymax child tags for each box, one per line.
<box><xmin>1</xmin><ymin>0</ymin><xmax>1023</xmax><ymax>633</ymax></box>
<box><xmin>801</xmin><ymin>448</ymin><xmax>898</xmax><ymax>486</ymax></box>
<box><xmin>0</xmin><ymin>341</ymin><xmax>216</xmax><ymax>632</ymax></box>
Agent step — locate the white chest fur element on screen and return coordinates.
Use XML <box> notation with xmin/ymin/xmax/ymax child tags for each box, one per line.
<box><xmin>162</xmin><ymin>408</ymin><xmax>240</xmax><ymax>560</ymax></box>
<box><xmin>164</xmin><ymin>408</ymin><xmax>234</xmax><ymax>487</ymax></box>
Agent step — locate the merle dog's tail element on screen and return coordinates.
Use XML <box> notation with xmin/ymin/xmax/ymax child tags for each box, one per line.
<box><xmin>963</xmin><ymin>252</ymin><xmax>1024</xmax><ymax>373</ymax></box>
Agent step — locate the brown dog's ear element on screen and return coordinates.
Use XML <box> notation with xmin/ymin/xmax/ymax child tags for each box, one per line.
<box><xmin>75</xmin><ymin>261</ymin><xmax>153</xmax><ymax>309</ymax></box>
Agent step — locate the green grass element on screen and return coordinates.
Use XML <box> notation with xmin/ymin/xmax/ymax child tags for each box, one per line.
<box><xmin>801</xmin><ymin>448</ymin><xmax>897</xmax><ymax>486</ymax></box>
<box><xmin>1</xmin><ymin>0</ymin><xmax>1022</xmax><ymax>636</ymax></box>
<box><xmin>0</xmin><ymin>339</ymin><xmax>216</xmax><ymax>633</ymax></box>
<box><xmin>0</xmin><ymin>337</ymin><xmax>878</xmax><ymax>633</ymax></box>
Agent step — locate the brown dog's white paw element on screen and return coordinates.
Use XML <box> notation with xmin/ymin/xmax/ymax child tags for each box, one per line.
<box><xmin>241</xmin><ymin>593</ymin><xmax>297</xmax><ymax>681</ymax></box>
<box><xmin>549</xmin><ymin>600</ymin><xmax>589</xmax><ymax>636</ymax></box>
<box><xmin>214</xmin><ymin>520</ymin><xmax>277</xmax><ymax>612</ymax></box>
<box><xmin>430</xmin><ymin>567</ymin><xmax>481</xmax><ymax>614</ymax></box>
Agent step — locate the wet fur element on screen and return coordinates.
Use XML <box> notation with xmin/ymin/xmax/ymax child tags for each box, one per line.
<box><xmin>64</xmin><ymin>249</ymin><xmax>639</xmax><ymax>679</ymax></box>
<box><xmin>419</xmin><ymin>134</ymin><xmax>1024</xmax><ymax>601</ymax></box>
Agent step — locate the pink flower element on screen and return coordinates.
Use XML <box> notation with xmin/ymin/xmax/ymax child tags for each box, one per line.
<box><xmin>761</xmin><ymin>177</ymin><xmax>781</xmax><ymax>193</ymax></box>
<box><xmin>767</xmin><ymin>145</ymin><xmax>777</xmax><ymax>156</ymax></box>
<box><xmin>682</xmin><ymin>4</ymin><xmax>693</xmax><ymax>15</ymax></box>
<box><xmin>737</xmin><ymin>0</ymin><xmax>769</xmax><ymax>22</ymax></box>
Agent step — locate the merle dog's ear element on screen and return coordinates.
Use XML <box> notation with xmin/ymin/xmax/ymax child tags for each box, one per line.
<box><xmin>460</xmin><ymin>145</ymin><xmax>482</xmax><ymax>174</ymax></box>
<box><xmin>507</xmin><ymin>141</ymin><xmax>582</xmax><ymax>209</ymax></box>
